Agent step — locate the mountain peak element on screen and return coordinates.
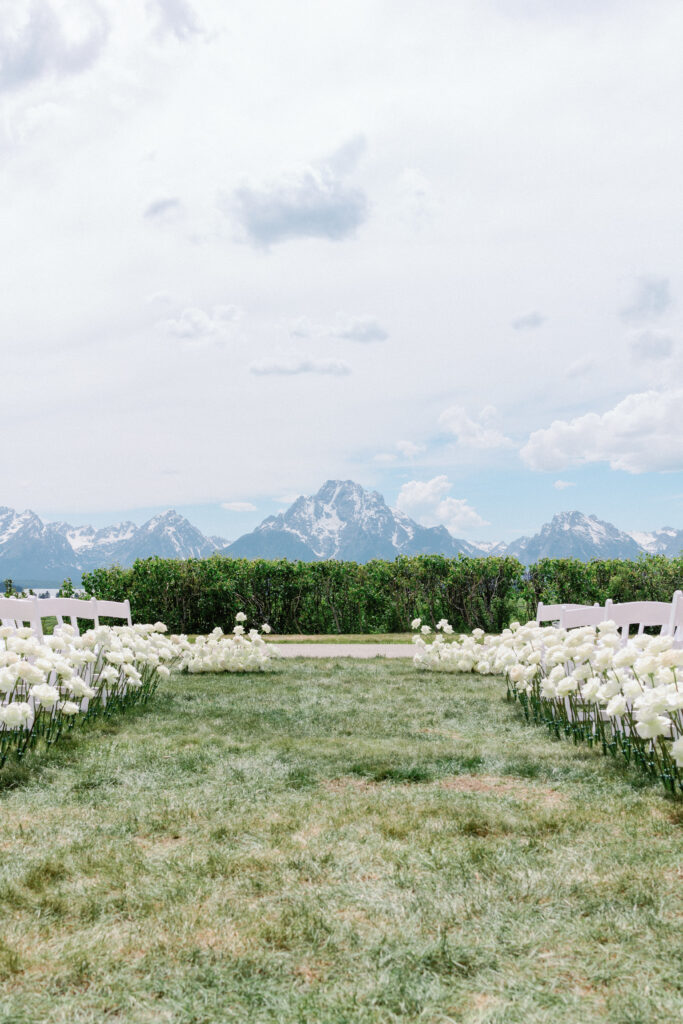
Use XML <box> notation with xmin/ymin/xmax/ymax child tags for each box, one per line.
<box><xmin>510</xmin><ymin>509</ymin><xmax>643</xmax><ymax>563</ymax></box>
<box><xmin>226</xmin><ymin>479</ymin><xmax>477</xmax><ymax>562</ymax></box>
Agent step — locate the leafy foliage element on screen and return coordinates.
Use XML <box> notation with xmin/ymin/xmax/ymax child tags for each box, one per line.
<box><xmin>82</xmin><ymin>553</ymin><xmax>683</xmax><ymax>635</ymax></box>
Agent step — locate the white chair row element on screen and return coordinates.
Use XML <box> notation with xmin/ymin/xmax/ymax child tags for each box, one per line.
<box><xmin>537</xmin><ymin>592</ymin><xmax>683</xmax><ymax>641</ymax></box>
<box><xmin>0</xmin><ymin>596</ymin><xmax>131</xmax><ymax>637</ymax></box>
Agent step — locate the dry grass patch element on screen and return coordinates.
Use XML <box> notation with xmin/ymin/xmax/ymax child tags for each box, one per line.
<box><xmin>440</xmin><ymin>774</ymin><xmax>566</xmax><ymax>807</ymax></box>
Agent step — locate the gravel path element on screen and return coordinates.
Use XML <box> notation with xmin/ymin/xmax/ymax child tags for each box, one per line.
<box><xmin>270</xmin><ymin>643</ymin><xmax>414</xmax><ymax>659</ymax></box>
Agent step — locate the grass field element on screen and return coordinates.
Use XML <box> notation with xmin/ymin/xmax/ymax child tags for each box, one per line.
<box><xmin>1</xmin><ymin>661</ymin><xmax>681</xmax><ymax>1023</ymax></box>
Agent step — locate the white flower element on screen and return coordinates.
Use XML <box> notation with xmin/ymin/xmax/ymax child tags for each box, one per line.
<box><xmin>635</xmin><ymin>715</ymin><xmax>672</xmax><ymax>740</ymax></box>
<box><xmin>0</xmin><ymin>702</ymin><xmax>32</xmax><ymax>727</ymax></box>
<box><xmin>235</xmin><ymin>612</ymin><xmax>248</xmax><ymax>623</ymax></box>
<box><xmin>411</xmin><ymin>618</ymin><xmax>422</xmax><ymax>630</ymax></box>
<box><xmin>420</xmin><ymin>625</ymin><xmax>431</xmax><ymax>635</ymax></box>
<box><xmin>605</xmin><ymin>694</ymin><xmax>627</xmax><ymax>718</ymax></box>
<box><xmin>671</xmin><ymin>736</ymin><xmax>683</xmax><ymax>768</ymax></box>
<box><xmin>261</xmin><ymin>623</ymin><xmax>272</xmax><ymax>634</ymax></box>
<box><xmin>66</xmin><ymin>678</ymin><xmax>96</xmax><ymax>698</ymax></box>
<box><xmin>59</xmin><ymin>701</ymin><xmax>80</xmax><ymax>716</ymax></box>
<box><xmin>29</xmin><ymin>683</ymin><xmax>60</xmax><ymax>708</ymax></box>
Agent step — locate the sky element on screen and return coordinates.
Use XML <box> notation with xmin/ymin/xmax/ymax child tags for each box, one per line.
<box><xmin>2</xmin><ymin>0</ymin><xmax>683</xmax><ymax>544</ymax></box>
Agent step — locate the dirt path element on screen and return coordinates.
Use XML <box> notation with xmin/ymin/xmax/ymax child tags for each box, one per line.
<box><xmin>271</xmin><ymin>643</ymin><xmax>415</xmax><ymax>659</ymax></box>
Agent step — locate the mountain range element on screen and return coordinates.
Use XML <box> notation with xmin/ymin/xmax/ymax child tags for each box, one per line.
<box><xmin>0</xmin><ymin>506</ymin><xmax>227</xmax><ymax>588</ymax></box>
<box><xmin>1</xmin><ymin>481</ymin><xmax>683</xmax><ymax>587</ymax></box>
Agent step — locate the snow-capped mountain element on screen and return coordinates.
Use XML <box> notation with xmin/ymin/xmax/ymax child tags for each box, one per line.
<box><xmin>51</xmin><ymin>521</ymin><xmax>137</xmax><ymax>569</ymax></box>
<box><xmin>2</xmin><ymin>490</ymin><xmax>683</xmax><ymax>587</ymax></box>
<box><xmin>0</xmin><ymin>508</ymin><xmax>223</xmax><ymax>586</ymax></box>
<box><xmin>112</xmin><ymin>510</ymin><xmax>217</xmax><ymax>565</ymax></box>
<box><xmin>0</xmin><ymin>507</ymin><xmax>79</xmax><ymax>585</ymax></box>
<box><xmin>224</xmin><ymin>480</ymin><xmax>481</xmax><ymax>562</ymax></box>
<box><xmin>506</xmin><ymin>511</ymin><xmax>644</xmax><ymax>564</ymax></box>
<box><xmin>628</xmin><ymin>527</ymin><xmax>683</xmax><ymax>557</ymax></box>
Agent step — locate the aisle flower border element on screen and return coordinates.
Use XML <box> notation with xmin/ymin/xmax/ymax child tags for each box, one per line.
<box><xmin>0</xmin><ymin>622</ymin><xmax>180</xmax><ymax>768</ymax></box>
<box><xmin>411</xmin><ymin>618</ymin><xmax>683</xmax><ymax>796</ymax></box>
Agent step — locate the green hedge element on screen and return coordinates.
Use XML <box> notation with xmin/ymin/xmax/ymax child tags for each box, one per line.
<box><xmin>81</xmin><ymin>555</ymin><xmax>526</xmax><ymax>634</ymax></box>
<box><xmin>81</xmin><ymin>553</ymin><xmax>683</xmax><ymax>635</ymax></box>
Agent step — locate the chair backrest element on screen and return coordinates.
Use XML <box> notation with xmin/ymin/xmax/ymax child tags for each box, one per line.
<box><xmin>0</xmin><ymin>596</ymin><xmax>44</xmax><ymax>637</ymax></box>
<box><xmin>666</xmin><ymin>591</ymin><xmax>683</xmax><ymax>645</ymax></box>
<box><xmin>536</xmin><ymin>601</ymin><xmax>584</xmax><ymax>624</ymax></box>
<box><xmin>604</xmin><ymin>598</ymin><xmax>677</xmax><ymax>637</ymax></box>
<box><xmin>36</xmin><ymin>597</ymin><xmax>99</xmax><ymax>636</ymax></box>
<box><xmin>560</xmin><ymin>604</ymin><xmax>607</xmax><ymax>629</ymax></box>
<box><xmin>95</xmin><ymin>599</ymin><xmax>132</xmax><ymax>626</ymax></box>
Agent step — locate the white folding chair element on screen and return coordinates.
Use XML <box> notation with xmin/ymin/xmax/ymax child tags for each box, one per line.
<box><xmin>560</xmin><ymin>604</ymin><xmax>607</xmax><ymax>630</ymax></box>
<box><xmin>36</xmin><ymin>597</ymin><xmax>99</xmax><ymax>637</ymax></box>
<box><xmin>604</xmin><ymin>597</ymin><xmax>678</xmax><ymax>638</ymax></box>
<box><xmin>666</xmin><ymin>591</ymin><xmax>683</xmax><ymax>646</ymax></box>
<box><xmin>0</xmin><ymin>596</ymin><xmax>44</xmax><ymax>637</ymax></box>
<box><xmin>94</xmin><ymin>599</ymin><xmax>132</xmax><ymax>626</ymax></box>
<box><xmin>536</xmin><ymin>602</ymin><xmax>584</xmax><ymax>625</ymax></box>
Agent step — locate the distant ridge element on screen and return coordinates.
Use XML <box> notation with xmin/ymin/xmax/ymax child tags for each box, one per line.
<box><xmin>1</xmin><ymin>485</ymin><xmax>682</xmax><ymax>586</ymax></box>
<box><xmin>506</xmin><ymin>510</ymin><xmax>643</xmax><ymax>564</ymax></box>
<box><xmin>0</xmin><ymin>507</ymin><xmax>221</xmax><ymax>588</ymax></box>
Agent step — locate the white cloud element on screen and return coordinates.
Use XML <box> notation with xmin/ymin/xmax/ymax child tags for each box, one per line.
<box><xmin>374</xmin><ymin>440</ymin><xmax>425</xmax><ymax>463</ymax></box>
<box><xmin>439</xmin><ymin>405</ymin><xmax>514</xmax><ymax>450</ymax></box>
<box><xmin>396</xmin><ymin>439</ymin><xmax>425</xmax><ymax>459</ymax></box>
<box><xmin>249</xmin><ymin>358</ymin><xmax>351</xmax><ymax>377</ymax></box>
<box><xmin>397</xmin><ymin>476</ymin><xmax>488</xmax><ymax>534</ymax></box>
<box><xmin>521</xmin><ymin>388</ymin><xmax>683</xmax><ymax>473</ymax></box>
<box><xmin>288</xmin><ymin>313</ymin><xmax>388</xmax><ymax>344</ymax></box>
<box><xmin>147</xmin><ymin>0</ymin><xmax>202</xmax><ymax>40</ymax></box>
<box><xmin>159</xmin><ymin>305</ymin><xmax>239</xmax><ymax>339</ymax></box>
<box><xmin>629</xmin><ymin>329</ymin><xmax>674</xmax><ymax>361</ymax></box>
<box><xmin>511</xmin><ymin>311</ymin><xmax>545</xmax><ymax>330</ymax></box>
<box><xmin>553</xmin><ymin>480</ymin><xmax>575</xmax><ymax>490</ymax></box>
<box><xmin>0</xmin><ymin>0</ymin><xmax>109</xmax><ymax>93</ymax></box>
<box><xmin>231</xmin><ymin>137</ymin><xmax>368</xmax><ymax>246</ymax></box>
<box><xmin>565</xmin><ymin>357</ymin><xmax>595</xmax><ymax>378</ymax></box>
<box><xmin>334</xmin><ymin>316</ymin><xmax>388</xmax><ymax>343</ymax></box>
<box><xmin>144</xmin><ymin>197</ymin><xmax>183</xmax><ymax>222</ymax></box>
<box><xmin>619</xmin><ymin>274</ymin><xmax>672</xmax><ymax>323</ymax></box>
<box><xmin>221</xmin><ymin>501</ymin><xmax>257</xmax><ymax>512</ymax></box>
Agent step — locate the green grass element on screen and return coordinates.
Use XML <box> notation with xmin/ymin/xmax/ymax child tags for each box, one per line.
<box><xmin>0</xmin><ymin>661</ymin><xmax>681</xmax><ymax>1023</ymax></box>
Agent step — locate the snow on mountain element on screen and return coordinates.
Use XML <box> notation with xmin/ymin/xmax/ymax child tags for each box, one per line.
<box><xmin>114</xmin><ymin>510</ymin><xmax>217</xmax><ymax>564</ymax></box>
<box><xmin>225</xmin><ymin>479</ymin><xmax>479</xmax><ymax>562</ymax></box>
<box><xmin>0</xmin><ymin>508</ymin><xmax>222</xmax><ymax>586</ymax></box>
<box><xmin>470</xmin><ymin>540</ymin><xmax>507</xmax><ymax>556</ymax></box>
<box><xmin>0</xmin><ymin>507</ymin><xmax>80</xmax><ymax>586</ymax></box>
<box><xmin>506</xmin><ymin>511</ymin><xmax>644</xmax><ymax>564</ymax></box>
<box><xmin>51</xmin><ymin>521</ymin><xmax>137</xmax><ymax>557</ymax></box>
<box><xmin>628</xmin><ymin>528</ymin><xmax>683</xmax><ymax>556</ymax></box>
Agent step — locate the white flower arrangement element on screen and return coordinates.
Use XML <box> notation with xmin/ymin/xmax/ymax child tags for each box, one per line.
<box><xmin>411</xmin><ymin>617</ymin><xmax>683</xmax><ymax>794</ymax></box>
<box><xmin>0</xmin><ymin>622</ymin><xmax>181</xmax><ymax>767</ymax></box>
<box><xmin>177</xmin><ymin>614</ymin><xmax>274</xmax><ymax>674</ymax></box>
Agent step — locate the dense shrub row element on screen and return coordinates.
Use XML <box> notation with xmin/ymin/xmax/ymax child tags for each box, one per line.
<box><xmin>81</xmin><ymin>554</ymin><xmax>683</xmax><ymax>635</ymax></box>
